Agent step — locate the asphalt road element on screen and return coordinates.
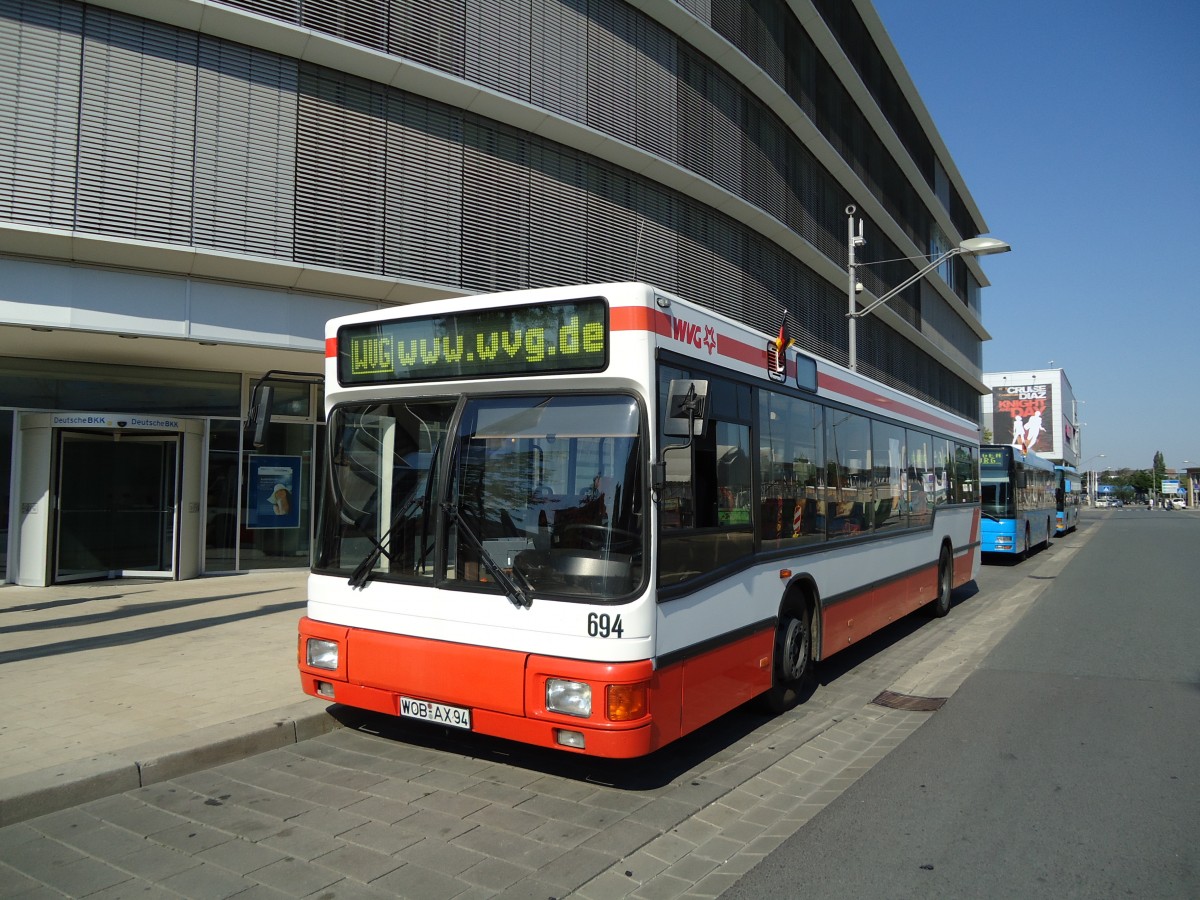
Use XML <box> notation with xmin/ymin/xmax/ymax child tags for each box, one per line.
<box><xmin>723</xmin><ymin>507</ymin><xmax>1199</xmax><ymax>899</ymax></box>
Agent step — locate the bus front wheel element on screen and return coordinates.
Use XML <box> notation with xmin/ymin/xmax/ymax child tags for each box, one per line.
<box><xmin>925</xmin><ymin>547</ymin><xmax>953</xmax><ymax>618</ymax></box>
<box><xmin>762</xmin><ymin>603</ymin><xmax>813</xmax><ymax>714</ymax></box>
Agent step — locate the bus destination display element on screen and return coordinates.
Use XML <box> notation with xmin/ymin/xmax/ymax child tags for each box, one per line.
<box><xmin>980</xmin><ymin>448</ymin><xmax>1007</xmax><ymax>467</ymax></box>
<box><xmin>339</xmin><ymin>299</ymin><xmax>607</xmax><ymax>385</ymax></box>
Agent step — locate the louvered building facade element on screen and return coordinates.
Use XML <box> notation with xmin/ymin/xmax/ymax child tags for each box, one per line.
<box><xmin>0</xmin><ymin>0</ymin><xmax>995</xmax><ymax>584</ymax></box>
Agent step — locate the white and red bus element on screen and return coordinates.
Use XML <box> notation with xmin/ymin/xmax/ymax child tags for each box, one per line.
<box><xmin>299</xmin><ymin>282</ymin><xmax>981</xmax><ymax>757</ymax></box>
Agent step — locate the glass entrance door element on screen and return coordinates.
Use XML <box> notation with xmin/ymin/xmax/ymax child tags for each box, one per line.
<box><xmin>55</xmin><ymin>432</ymin><xmax>179</xmax><ymax>582</ymax></box>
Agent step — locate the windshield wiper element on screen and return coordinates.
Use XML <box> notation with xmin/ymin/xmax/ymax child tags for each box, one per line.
<box><xmin>442</xmin><ymin>502</ymin><xmax>532</xmax><ymax>609</ymax></box>
<box><xmin>347</xmin><ymin>489</ymin><xmax>424</xmax><ymax>589</ymax></box>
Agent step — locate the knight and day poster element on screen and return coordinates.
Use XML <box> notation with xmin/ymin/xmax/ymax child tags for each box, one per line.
<box><xmin>993</xmin><ymin>384</ymin><xmax>1054</xmax><ymax>455</ymax></box>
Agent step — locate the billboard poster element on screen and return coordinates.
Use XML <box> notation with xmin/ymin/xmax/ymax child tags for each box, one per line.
<box><xmin>992</xmin><ymin>383</ymin><xmax>1054</xmax><ymax>455</ymax></box>
<box><xmin>247</xmin><ymin>455</ymin><xmax>301</xmax><ymax>529</ymax></box>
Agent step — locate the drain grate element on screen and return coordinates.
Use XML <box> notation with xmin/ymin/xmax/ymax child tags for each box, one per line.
<box><xmin>871</xmin><ymin>690</ymin><xmax>948</xmax><ymax>712</ymax></box>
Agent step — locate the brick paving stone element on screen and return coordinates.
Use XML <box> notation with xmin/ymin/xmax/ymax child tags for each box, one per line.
<box><xmin>578</xmin><ymin>819</ymin><xmax>659</xmax><ymax>858</ymax></box>
<box><xmin>528</xmin><ymin>844</ymin><xmax>619</xmax><ymax>897</ymax></box>
<box><xmin>630</xmin><ymin>870</ymin><xmax>692</xmax><ymax>900</ymax></box>
<box><xmin>250</xmin><ymin>855</ymin><xmax>345</xmax><ymax>896</ymax></box>
<box><xmin>335</xmin><ymin>821</ymin><xmax>424</xmax><ymax>856</ymax></box>
<box><xmin>400</xmin><ymin>836</ymin><xmax>487</xmax><ymax>876</ymax></box>
<box><xmin>464</xmin><ymin>802</ymin><xmax>548</xmax><ymax>835</ymax></box>
<box><xmin>194</xmin><ymin>836</ymin><xmax>287</xmax><ymax>875</ymax></box>
<box><xmin>389</xmin><ymin>807</ymin><xmax>479</xmax><ymax>841</ymax></box>
<box><xmin>311</xmin><ymin>842</ymin><xmax>405</xmax><ymax>883</ymax></box>
<box><xmin>52</xmin><ymin>821</ymin><xmax>151</xmax><ymax>859</ymax></box>
<box><xmin>27</xmin><ymin>855</ymin><xmax>134</xmax><ymax>897</ymax></box>
<box><xmin>642</xmin><ymin>831</ymin><xmax>698</xmax><ymax>864</ymax></box>
<box><xmin>255</xmin><ymin>823</ymin><xmax>342</xmax><ymax>861</ymax></box>
<box><xmin>457</xmin><ymin>855</ymin><xmax>529</xmax><ymax>891</ymax></box>
<box><xmin>453</xmin><ymin>823</ymin><xmax>564</xmax><ymax>869</ymax></box>
<box><xmin>361</xmin><ymin>777</ymin><xmax>437</xmax><ymax>804</ymax></box>
<box><xmin>458</xmin><ymin>779</ymin><xmax>537</xmax><ymax>808</ymax></box>
<box><xmin>489</xmin><ymin>875</ymin><xmax>564</xmax><ymax>900</ymax></box>
<box><xmin>285</xmin><ymin>806</ymin><xmax>372</xmax><ymax>837</ymax></box>
<box><xmin>409</xmin><ymin>788</ymin><xmax>489</xmax><ymax>819</ymax></box>
<box><xmin>146</xmin><ymin>821</ymin><xmax>231</xmax><ymax>854</ymax></box>
<box><xmin>158</xmin><ymin>860</ymin><xmax>257</xmax><ymax>900</ymax></box>
<box><xmin>572</xmin><ymin>867</ymin><xmax>640</xmax><ymax>900</ymax></box>
<box><xmin>514</xmin><ymin>793</ymin><xmax>597</xmax><ymax>825</ymax></box>
<box><xmin>525</xmin><ymin>817</ymin><xmax>598</xmax><ymax>849</ymax></box>
<box><xmin>341</xmin><ymin>794</ymin><xmax>419</xmax><ymax>825</ymax></box>
<box><xmin>370</xmin><ymin>861</ymin><xmax>468</xmax><ymax>900</ymax></box>
<box><xmin>408</xmin><ymin>769</ymin><xmax>484</xmax><ymax>793</ymax></box>
<box><xmin>109</xmin><ymin>843</ymin><xmax>204</xmax><ymax>881</ymax></box>
<box><xmin>659</xmin><ymin>852</ymin><xmax>721</xmax><ymax>885</ymax></box>
<box><xmin>684</xmin><ymin>868</ymin><xmax>742</xmax><ymax>898</ymax></box>
<box><xmin>623</xmin><ymin>797</ymin><xmax>697</xmax><ymax>832</ymax></box>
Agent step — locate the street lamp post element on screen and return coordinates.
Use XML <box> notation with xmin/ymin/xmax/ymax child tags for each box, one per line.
<box><xmin>1081</xmin><ymin>453</ymin><xmax>1105</xmax><ymax>506</ymax></box>
<box><xmin>846</xmin><ymin>206</ymin><xmax>1011</xmax><ymax>373</ymax></box>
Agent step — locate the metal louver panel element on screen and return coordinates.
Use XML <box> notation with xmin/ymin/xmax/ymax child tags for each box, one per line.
<box><xmin>461</xmin><ymin>119</ymin><xmax>529</xmax><ymax>292</ymax></box>
<box><xmin>674</xmin><ymin>0</ymin><xmax>710</xmax><ymax>23</ymax></box>
<box><xmin>532</xmin><ymin>0</ymin><xmax>587</xmax><ymax>123</ymax></box>
<box><xmin>210</xmin><ymin>0</ymin><xmax>299</xmax><ymax>24</ymax></box>
<box><xmin>384</xmin><ymin>94</ymin><xmax>464</xmax><ymax>286</ymax></box>
<box><xmin>76</xmin><ymin>7</ymin><xmax>197</xmax><ymax>243</ymax></box>
<box><xmin>635</xmin><ymin>15</ymin><xmax>677</xmax><ymax>163</ymax></box>
<box><xmin>301</xmin><ymin>0</ymin><xmax>387</xmax><ymax>52</ymax></box>
<box><xmin>194</xmin><ymin>37</ymin><xmax>297</xmax><ymax>257</ymax></box>
<box><xmin>707</xmin><ymin>65</ymin><xmax>742</xmax><ymax>196</ymax></box>
<box><xmin>676</xmin><ymin>49</ymin><xmax>711</xmax><ymax>184</ymax></box>
<box><xmin>585</xmin><ymin>161</ymin><xmax>638</xmax><ymax>284</ymax></box>
<box><xmin>295</xmin><ymin>66</ymin><xmax>386</xmax><ymax>272</ymax></box>
<box><xmin>528</xmin><ymin>142</ymin><xmax>587</xmax><ymax>288</ymax></box>
<box><xmin>631</xmin><ymin>183</ymin><xmax>678</xmax><ymax>291</ymax></box>
<box><xmin>587</xmin><ymin>0</ymin><xmax>636</xmax><ymax>146</ymax></box>
<box><xmin>466</xmin><ymin>0</ymin><xmax>531</xmax><ymax>102</ymax></box>
<box><xmin>0</xmin><ymin>0</ymin><xmax>82</xmax><ymax>229</ymax></box>
<box><xmin>389</xmin><ymin>0</ymin><xmax>464</xmax><ymax>77</ymax></box>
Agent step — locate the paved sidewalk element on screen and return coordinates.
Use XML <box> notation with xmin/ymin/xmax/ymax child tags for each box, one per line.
<box><xmin>0</xmin><ymin>570</ymin><xmax>335</xmax><ymax>826</ymax></box>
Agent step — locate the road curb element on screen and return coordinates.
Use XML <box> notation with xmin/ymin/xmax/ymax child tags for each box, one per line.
<box><xmin>0</xmin><ymin>700</ymin><xmax>341</xmax><ymax>827</ymax></box>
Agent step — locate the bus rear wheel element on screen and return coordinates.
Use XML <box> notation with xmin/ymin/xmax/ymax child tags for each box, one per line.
<box><xmin>761</xmin><ymin>604</ymin><xmax>813</xmax><ymax>714</ymax></box>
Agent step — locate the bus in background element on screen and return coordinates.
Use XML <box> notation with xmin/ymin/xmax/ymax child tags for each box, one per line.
<box><xmin>1054</xmin><ymin>464</ymin><xmax>1082</xmax><ymax>534</ymax></box>
<box><xmin>299</xmin><ymin>283</ymin><xmax>982</xmax><ymax>758</ymax></box>
<box><xmin>980</xmin><ymin>444</ymin><xmax>1057</xmax><ymax>558</ymax></box>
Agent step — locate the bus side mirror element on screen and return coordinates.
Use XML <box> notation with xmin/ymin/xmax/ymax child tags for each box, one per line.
<box><xmin>247</xmin><ymin>384</ymin><xmax>274</xmax><ymax>449</ymax></box>
<box><xmin>664</xmin><ymin>380</ymin><xmax>709</xmax><ymax>437</ymax></box>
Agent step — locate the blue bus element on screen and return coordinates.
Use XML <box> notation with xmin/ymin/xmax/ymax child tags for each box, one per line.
<box><xmin>980</xmin><ymin>445</ymin><xmax>1057</xmax><ymax>557</ymax></box>
<box><xmin>1054</xmin><ymin>464</ymin><xmax>1082</xmax><ymax>535</ymax></box>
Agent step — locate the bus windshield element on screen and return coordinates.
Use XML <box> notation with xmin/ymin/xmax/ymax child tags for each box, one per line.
<box><xmin>318</xmin><ymin>394</ymin><xmax>645</xmax><ymax>600</ymax></box>
<box><xmin>980</xmin><ymin>459</ymin><xmax>1013</xmax><ymax>518</ymax></box>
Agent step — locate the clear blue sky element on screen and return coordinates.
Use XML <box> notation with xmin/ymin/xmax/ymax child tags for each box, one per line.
<box><xmin>874</xmin><ymin>1</ymin><xmax>1200</xmax><ymax>472</ymax></box>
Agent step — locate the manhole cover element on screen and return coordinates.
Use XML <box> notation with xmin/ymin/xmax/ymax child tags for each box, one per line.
<box><xmin>871</xmin><ymin>690</ymin><xmax>948</xmax><ymax>712</ymax></box>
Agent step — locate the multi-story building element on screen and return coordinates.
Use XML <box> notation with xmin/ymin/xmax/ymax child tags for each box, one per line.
<box><xmin>0</xmin><ymin>0</ymin><xmax>996</xmax><ymax>585</ymax></box>
<box><xmin>983</xmin><ymin>369</ymin><xmax>1081</xmax><ymax>467</ymax></box>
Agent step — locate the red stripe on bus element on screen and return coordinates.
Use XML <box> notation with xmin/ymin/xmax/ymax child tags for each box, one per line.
<box><xmin>611</xmin><ymin>305</ymin><xmax>672</xmax><ymax>336</ymax></box>
<box><xmin>325</xmin><ymin>337</ymin><xmax>337</xmax><ymax>358</ymax></box>
<box><xmin>818</xmin><ymin>372</ymin><xmax>977</xmax><ymax>439</ymax></box>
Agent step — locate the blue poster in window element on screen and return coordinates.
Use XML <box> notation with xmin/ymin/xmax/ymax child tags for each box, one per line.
<box><xmin>247</xmin><ymin>455</ymin><xmax>301</xmax><ymax>529</ymax></box>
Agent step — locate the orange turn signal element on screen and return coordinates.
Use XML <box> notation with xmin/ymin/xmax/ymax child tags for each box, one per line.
<box><xmin>607</xmin><ymin>682</ymin><xmax>648</xmax><ymax>721</ymax></box>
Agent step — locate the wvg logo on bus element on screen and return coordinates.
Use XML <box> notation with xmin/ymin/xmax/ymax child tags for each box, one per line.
<box><xmin>349</xmin><ymin>315</ymin><xmax>605</xmax><ymax>376</ymax></box>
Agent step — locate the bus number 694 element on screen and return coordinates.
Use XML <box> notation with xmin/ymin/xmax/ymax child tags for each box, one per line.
<box><xmin>587</xmin><ymin>612</ymin><xmax>624</xmax><ymax>638</ymax></box>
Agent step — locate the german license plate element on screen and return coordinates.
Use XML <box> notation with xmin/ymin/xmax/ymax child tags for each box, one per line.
<box><xmin>400</xmin><ymin>696</ymin><xmax>472</xmax><ymax>730</ymax></box>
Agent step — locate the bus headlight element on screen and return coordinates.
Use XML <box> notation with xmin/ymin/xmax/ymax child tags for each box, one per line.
<box><xmin>306</xmin><ymin>638</ymin><xmax>339</xmax><ymax>670</ymax></box>
<box><xmin>546</xmin><ymin>679</ymin><xmax>592</xmax><ymax>718</ymax></box>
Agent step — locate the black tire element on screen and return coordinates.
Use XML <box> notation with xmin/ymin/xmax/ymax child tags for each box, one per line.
<box><xmin>761</xmin><ymin>603</ymin><xmax>813</xmax><ymax>714</ymax></box>
<box><xmin>925</xmin><ymin>547</ymin><xmax>953</xmax><ymax>618</ymax></box>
